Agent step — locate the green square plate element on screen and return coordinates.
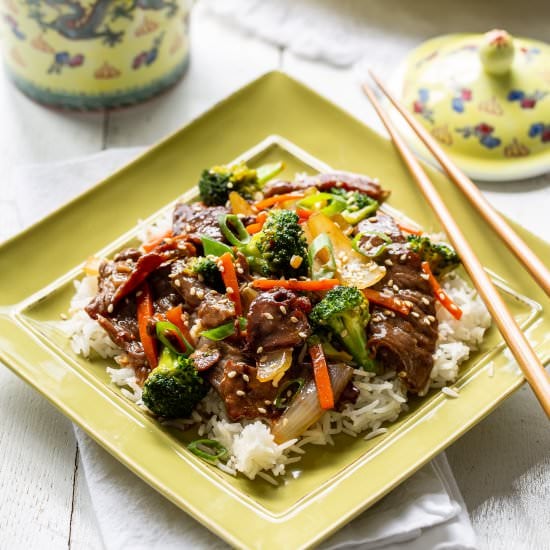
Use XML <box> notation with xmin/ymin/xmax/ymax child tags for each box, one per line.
<box><xmin>0</xmin><ymin>72</ymin><xmax>548</xmax><ymax>549</ymax></box>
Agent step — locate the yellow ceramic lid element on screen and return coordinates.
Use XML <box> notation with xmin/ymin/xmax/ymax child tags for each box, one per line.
<box><xmin>392</xmin><ymin>30</ymin><xmax>550</xmax><ymax>181</ymax></box>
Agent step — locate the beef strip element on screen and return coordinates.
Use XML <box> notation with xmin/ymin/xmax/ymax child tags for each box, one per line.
<box><xmin>85</xmin><ymin>249</ymin><xmax>147</xmax><ymax>371</ymax></box>
<box><xmin>246</xmin><ymin>289</ymin><xmax>312</xmax><ymax>352</ymax></box>
<box><xmin>170</xmin><ymin>261</ymin><xmax>235</xmax><ymax>329</ymax></box>
<box><xmin>262</xmin><ymin>171</ymin><xmax>390</xmax><ymax>202</ymax></box>
<box><xmin>172</xmin><ymin>203</ymin><xmax>228</xmax><ymax>245</ymax></box>
<box><xmin>205</xmin><ymin>342</ymin><xmax>281</xmax><ymax>420</ymax></box>
<box><xmin>356</xmin><ymin>212</ymin><xmax>439</xmax><ymax>393</ymax></box>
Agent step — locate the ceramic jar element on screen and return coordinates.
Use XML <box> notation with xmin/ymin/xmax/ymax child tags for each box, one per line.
<box><xmin>0</xmin><ymin>0</ymin><xmax>190</xmax><ymax>110</ymax></box>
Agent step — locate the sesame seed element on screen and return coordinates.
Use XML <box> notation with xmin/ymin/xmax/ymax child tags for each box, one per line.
<box><xmin>388</xmin><ymin>279</ymin><xmax>394</xmax><ymax>286</ymax></box>
<box><xmin>227</xmin><ymin>182</ymin><xmax>234</xmax><ymax>189</ymax></box>
<box><xmin>174</xmin><ymin>279</ymin><xmax>181</xmax><ymax>287</ymax></box>
<box><xmin>383</xmin><ymin>309</ymin><xmax>392</xmax><ymax>316</ymax></box>
<box><xmin>218</xmin><ymin>265</ymin><xmax>225</xmax><ymax>273</ymax></box>
<box><xmin>298</xmin><ymin>331</ymin><xmax>308</xmax><ymax>338</ymax></box>
<box><xmin>385</xmin><ymin>259</ymin><xmax>393</xmax><ymax>266</ymax></box>
<box><xmin>226</xmin><ymin>286</ymin><xmax>234</xmax><ymax>294</ymax></box>
<box><xmin>400</xmin><ymin>253</ymin><xmax>407</xmax><ymax>261</ymax></box>
<box><xmin>263</xmin><ymin>312</ymin><xmax>274</xmax><ymax>320</ymax></box>
<box><xmin>442</xmin><ymin>387</ymin><xmax>459</xmax><ymax>398</ymax></box>
<box><xmin>340</xmin><ymin>329</ymin><xmax>348</xmax><ymax>338</ymax></box>
<box><xmin>242</xmin><ymin>374</ymin><xmax>250</xmax><ymax>382</ymax></box>
<box><xmin>227</xmin><ymin>370</ymin><xmax>237</xmax><ymax>379</ymax></box>
<box><xmin>279</xmin><ymin>305</ymin><xmax>287</xmax><ymax>315</ymax></box>
<box><xmin>107</xmin><ymin>304</ymin><xmax>114</xmax><ymax>314</ymax></box>
<box><xmin>392</xmin><ymin>284</ymin><xmax>399</xmax><ymax>292</ymax></box>
<box><xmin>423</xmin><ymin>318</ymin><xmax>431</xmax><ymax>325</ymax></box>
<box><xmin>411</xmin><ymin>311</ymin><xmax>420</xmax><ymax>318</ymax></box>
<box><xmin>372</xmin><ymin>315</ymin><xmax>381</xmax><ymax>322</ymax></box>
<box><xmin>256</xmin><ymin>346</ymin><xmax>264</xmax><ymax>354</ymax></box>
<box><xmin>190</xmin><ymin>287</ymin><xmax>196</xmax><ymax>296</ymax></box>
<box><xmin>422</xmin><ymin>297</ymin><xmax>430</xmax><ymax>305</ymax></box>
<box><xmin>257</xmin><ymin>407</ymin><xmax>267</xmax><ymax>414</ymax></box>
<box><xmin>260</xmin><ymin>355</ymin><xmax>268</xmax><ymax>362</ymax></box>
<box><xmin>427</xmin><ymin>315</ymin><xmax>436</xmax><ymax>322</ymax></box>
<box><xmin>404</xmin><ymin>300</ymin><xmax>414</xmax><ymax>307</ymax></box>
<box><xmin>420</xmin><ymin>273</ymin><xmax>429</xmax><ymax>280</ymax></box>
<box><xmin>236</xmin><ymin>390</ymin><xmax>245</xmax><ymax>396</ymax></box>
<box><xmin>60</xmin><ymin>313</ymin><xmax>68</xmax><ymax>320</ymax></box>
<box><xmin>236</xmin><ymin>267</ymin><xmax>244</xmax><ymax>274</ymax></box>
<box><xmin>290</xmin><ymin>316</ymin><xmax>299</xmax><ymax>323</ymax></box>
<box><xmin>368</xmin><ymin>264</ymin><xmax>378</xmax><ymax>271</ymax></box>
<box><xmin>264</xmin><ymin>400</ymin><xmax>272</xmax><ymax>405</ymax></box>
<box><xmin>196</xmin><ymin>289</ymin><xmax>205</xmax><ymax>299</ymax></box>
<box><xmin>136</xmin><ymin>290</ymin><xmax>143</xmax><ymax>297</ymax></box>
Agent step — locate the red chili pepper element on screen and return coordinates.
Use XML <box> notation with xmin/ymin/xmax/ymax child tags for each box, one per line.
<box><xmin>421</xmin><ymin>261</ymin><xmax>463</xmax><ymax>320</ymax></box>
<box><xmin>296</xmin><ymin>208</ymin><xmax>313</xmax><ymax>221</ymax></box>
<box><xmin>309</xmin><ymin>343</ymin><xmax>334</xmax><ymax>410</ymax></box>
<box><xmin>218</xmin><ymin>252</ymin><xmax>242</xmax><ymax>316</ymax></box>
<box><xmin>136</xmin><ymin>282</ymin><xmax>158</xmax><ymax>369</ymax></box>
<box><xmin>362</xmin><ymin>287</ymin><xmax>412</xmax><ymax>316</ymax></box>
<box><xmin>112</xmin><ymin>252</ymin><xmax>167</xmax><ymax>305</ymax></box>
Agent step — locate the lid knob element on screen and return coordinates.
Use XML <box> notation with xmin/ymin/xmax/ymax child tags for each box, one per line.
<box><xmin>480</xmin><ymin>29</ymin><xmax>515</xmax><ymax>75</ymax></box>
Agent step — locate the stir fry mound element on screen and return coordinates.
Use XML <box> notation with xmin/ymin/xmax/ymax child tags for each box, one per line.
<box><xmin>84</xmin><ymin>162</ymin><xmax>464</xmax><ymax>442</ymax></box>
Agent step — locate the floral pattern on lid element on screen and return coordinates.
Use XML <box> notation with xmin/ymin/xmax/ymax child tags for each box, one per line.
<box><xmin>394</xmin><ymin>29</ymin><xmax>550</xmax><ymax>180</ymax></box>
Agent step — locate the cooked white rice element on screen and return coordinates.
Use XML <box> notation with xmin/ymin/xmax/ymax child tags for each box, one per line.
<box><xmin>63</xmin><ymin>270</ymin><xmax>491</xmax><ymax>482</ymax></box>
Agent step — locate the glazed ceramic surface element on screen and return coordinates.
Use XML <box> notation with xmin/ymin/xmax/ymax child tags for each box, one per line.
<box><xmin>0</xmin><ymin>0</ymin><xmax>190</xmax><ymax>109</ymax></box>
<box><xmin>393</xmin><ymin>31</ymin><xmax>550</xmax><ymax>180</ymax></box>
<box><xmin>0</xmin><ymin>73</ymin><xmax>549</xmax><ymax>549</ymax></box>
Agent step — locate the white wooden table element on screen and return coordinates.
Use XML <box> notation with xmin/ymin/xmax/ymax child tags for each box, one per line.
<box><xmin>1</xmin><ymin>3</ymin><xmax>549</xmax><ymax>549</ymax></box>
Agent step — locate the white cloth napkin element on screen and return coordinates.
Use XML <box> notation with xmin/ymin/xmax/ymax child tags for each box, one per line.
<box><xmin>11</xmin><ymin>149</ymin><xmax>477</xmax><ymax>550</ymax></box>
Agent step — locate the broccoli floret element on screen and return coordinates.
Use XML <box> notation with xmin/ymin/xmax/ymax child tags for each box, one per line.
<box><xmin>142</xmin><ymin>347</ymin><xmax>208</xmax><ymax>418</ymax></box>
<box><xmin>250</xmin><ymin>209</ymin><xmax>309</xmax><ymax>277</ymax></box>
<box><xmin>407</xmin><ymin>235</ymin><xmax>460</xmax><ymax>276</ymax></box>
<box><xmin>309</xmin><ymin>285</ymin><xmax>375</xmax><ymax>370</ymax></box>
<box><xmin>220</xmin><ymin>210</ymin><xmax>308</xmax><ymax>278</ymax></box>
<box><xmin>330</xmin><ymin>188</ymin><xmax>379</xmax><ymax>224</ymax></box>
<box><xmin>198</xmin><ymin>163</ymin><xmax>259</xmax><ymax>206</ymax></box>
<box><xmin>188</xmin><ymin>256</ymin><xmax>224</xmax><ymax>293</ymax></box>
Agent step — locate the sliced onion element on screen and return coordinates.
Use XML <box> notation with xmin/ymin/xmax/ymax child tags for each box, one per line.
<box><xmin>271</xmin><ymin>363</ymin><xmax>354</xmax><ymax>443</ymax></box>
<box><xmin>307</xmin><ymin>212</ymin><xmax>386</xmax><ymax>289</ymax></box>
<box><xmin>257</xmin><ymin>348</ymin><xmax>293</xmax><ymax>384</ymax></box>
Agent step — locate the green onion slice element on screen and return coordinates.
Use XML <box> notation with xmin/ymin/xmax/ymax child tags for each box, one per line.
<box><xmin>352</xmin><ymin>231</ymin><xmax>392</xmax><ymax>258</ymax></box>
<box><xmin>188</xmin><ymin>439</ymin><xmax>228</xmax><ymax>463</ymax></box>
<box><xmin>309</xmin><ymin>233</ymin><xmax>337</xmax><ymax>280</ymax></box>
<box><xmin>256</xmin><ymin>161</ymin><xmax>284</xmax><ymax>185</ymax></box>
<box><xmin>341</xmin><ymin>200</ymin><xmax>379</xmax><ymax>225</ymax></box>
<box><xmin>200</xmin><ymin>317</ymin><xmax>247</xmax><ymax>341</ymax></box>
<box><xmin>299</xmin><ymin>193</ymin><xmax>346</xmax><ymax>217</ymax></box>
<box><xmin>274</xmin><ymin>378</ymin><xmax>305</xmax><ymax>410</ymax></box>
<box><xmin>155</xmin><ymin>321</ymin><xmax>194</xmax><ymax>355</ymax></box>
<box><xmin>218</xmin><ymin>214</ymin><xmax>251</xmax><ymax>246</ymax></box>
<box><xmin>200</xmin><ymin>235</ymin><xmax>233</xmax><ymax>257</ymax></box>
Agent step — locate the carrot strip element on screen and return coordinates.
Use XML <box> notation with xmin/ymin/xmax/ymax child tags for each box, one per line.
<box><xmin>252</xmin><ymin>278</ymin><xmax>340</xmax><ymax>292</ymax></box>
<box><xmin>246</xmin><ymin>222</ymin><xmax>263</xmax><ymax>235</ymax></box>
<box><xmin>218</xmin><ymin>252</ymin><xmax>242</xmax><ymax>316</ymax></box>
<box><xmin>254</xmin><ymin>193</ymin><xmax>306</xmax><ymax>211</ymax></box>
<box><xmin>362</xmin><ymin>287</ymin><xmax>412</xmax><ymax>316</ymax></box>
<box><xmin>136</xmin><ymin>282</ymin><xmax>158</xmax><ymax>369</ymax></box>
<box><xmin>166</xmin><ymin>304</ymin><xmax>193</xmax><ymax>344</ymax></box>
<box><xmin>421</xmin><ymin>261</ymin><xmax>463</xmax><ymax>320</ymax></box>
<box><xmin>397</xmin><ymin>222</ymin><xmax>423</xmax><ymax>236</ymax></box>
<box><xmin>309</xmin><ymin>343</ymin><xmax>334</xmax><ymax>410</ymax></box>
<box><xmin>142</xmin><ymin>230</ymin><xmax>173</xmax><ymax>253</ymax></box>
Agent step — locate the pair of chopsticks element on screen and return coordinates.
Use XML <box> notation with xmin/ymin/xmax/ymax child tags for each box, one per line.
<box><xmin>362</xmin><ymin>72</ymin><xmax>550</xmax><ymax>418</ymax></box>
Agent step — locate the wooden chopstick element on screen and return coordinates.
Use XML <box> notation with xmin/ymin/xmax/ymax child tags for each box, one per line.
<box><xmin>369</xmin><ymin>70</ymin><xmax>550</xmax><ymax>298</ymax></box>
<box><xmin>361</xmin><ymin>81</ymin><xmax>550</xmax><ymax>418</ymax></box>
